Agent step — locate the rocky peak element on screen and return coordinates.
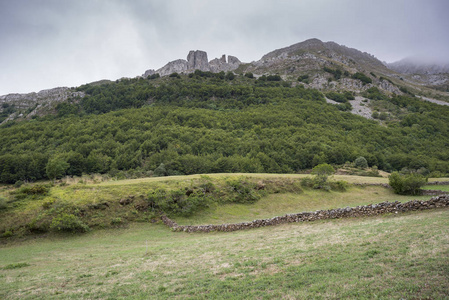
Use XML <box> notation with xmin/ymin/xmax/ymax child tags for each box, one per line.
<box><xmin>187</xmin><ymin>50</ymin><xmax>210</xmax><ymax>71</ymax></box>
<box><xmin>143</xmin><ymin>51</ymin><xmax>242</xmax><ymax>77</ymax></box>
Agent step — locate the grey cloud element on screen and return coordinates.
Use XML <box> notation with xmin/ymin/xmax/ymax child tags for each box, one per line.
<box><xmin>0</xmin><ymin>0</ymin><xmax>448</xmax><ymax>95</ymax></box>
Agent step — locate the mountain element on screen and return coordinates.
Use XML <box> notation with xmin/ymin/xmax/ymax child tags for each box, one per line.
<box><xmin>1</xmin><ymin>38</ymin><xmax>449</xmax><ymax>125</ymax></box>
<box><xmin>1</xmin><ymin>38</ymin><xmax>449</xmax><ymax>184</ymax></box>
<box><xmin>387</xmin><ymin>57</ymin><xmax>449</xmax><ymax>92</ymax></box>
<box><xmin>388</xmin><ymin>57</ymin><xmax>449</xmax><ymax>75</ymax></box>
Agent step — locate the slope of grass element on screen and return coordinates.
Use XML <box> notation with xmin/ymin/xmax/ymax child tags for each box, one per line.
<box><xmin>1</xmin><ymin>174</ymin><xmax>442</xmax><ymax>240</ymax></box>
<box><xmin>0</xmin><ymin>208</ymin><xmax>448</xmax><ymax>299</ymax></box>
<box><xmin>175</xmin><ymin>185</ymin><xmax>430</xmax><ymax>225</ymax></box>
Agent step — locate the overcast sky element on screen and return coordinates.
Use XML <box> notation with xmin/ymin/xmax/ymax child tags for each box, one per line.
<box><xmin>1</xmin><ymin>0</ymin><xmax>448</xmax><ymax>95</ymax></box>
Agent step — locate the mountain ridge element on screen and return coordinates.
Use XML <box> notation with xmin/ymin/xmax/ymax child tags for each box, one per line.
<box><xmin>1</xmin><ymin>38</ymin><xmax>449</xmax><ymax>124</ymax></box>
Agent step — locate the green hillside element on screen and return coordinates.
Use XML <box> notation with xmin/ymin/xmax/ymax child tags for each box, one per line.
<box><xmin>1</xmin><ymin>73</ymin><xmax>449</xmax><ymax>184</ymax></box>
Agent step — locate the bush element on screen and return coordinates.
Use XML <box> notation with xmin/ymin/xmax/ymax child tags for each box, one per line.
<box><xmin>326</xmin><ymin>92</ymin><xmax>347</xmax><ymax>103</ymax></box>
<box><xmin>226</xmin><ymin>178</ymin><xmax>261</xmax><ymax>203</ymax></box>
<box><xmin>50</xmin><ymin>213</ymin><xmax>90</xmax><ymax>233</ymax></box>
<box><xmin>14</xmin><ymin>184</ymin><xmax>51</xmax><ymax>201</ymax></box>
<box><xmin>310</xmin><ymin>164</ymin><xmax>335</xmax><ymax>190</ymax></box>
<box><xmin>14</xmin><ymin>180</ymin><xmax>24</xmax><ymax>188</ymax></box>
<box><xmin>0</xmin><ymin>196</ymin><xmax>7</xmax><ymax>210</ymax></box>
<box><xmin>266</xmin><ymin>75</ymin><xmax>282</xmax><ymax>81</ymax></box>
<box><xmin>329</xmin><ymin>180</ymin><xmax>348</xmax><ymax>192</ymax></box>
<box><xmin>169</xmin><ymin>72</ymin><xmax>181</xmax><ymax>78</ymax></box>
<box><xmin>225</xmin><ymin>72</ymin><xmax>235</xmax><ymax>80</ymax></box>
<box><xmin>147</xmin><ymin>188</ymin><xmax>212</xmax><ymax>217</ymax></box>
<box><xmin>388</xmin><ymin>172</ymin><xmax>427</xmax><ymax>195</ymax></box>
<box><xmin>298</xmin><ymin>75</ymin><xmax>309</xmax><ymax>83</ymax></box>
<box><xmin>352</xmin><ymin>72</ymin><xmax>372</xmax><ymax>85</ymax></box>
<box><xmin>354</xmin><ymin>156</ymin><xmax>368</xmax><ymax>168</ymax></box>
<box><xmin>362</xmin><ymin>87</ymin><xmax>387</xmax><ymax>100</ymax></box>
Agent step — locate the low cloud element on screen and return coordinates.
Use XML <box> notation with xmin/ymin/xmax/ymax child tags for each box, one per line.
<box><xmin>1</xmin><ymin>0</ymin><xmax>448</xmax><ymax>94</ymax></box>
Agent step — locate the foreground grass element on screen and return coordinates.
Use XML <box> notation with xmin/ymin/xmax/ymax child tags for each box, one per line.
<box><xmin>1</xmin><ymin>208</ymin><xmax>448</xmax><ymax>299</ymax></box>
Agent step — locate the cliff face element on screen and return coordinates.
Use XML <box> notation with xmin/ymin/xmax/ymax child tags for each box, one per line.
<box><xmin>143</xmin><ymin>50</ymin><xmax>241</xmax><ymax>77</ymax></box>
<box><xmin>0</xmin><ymin>87</ymin><xmax>85</xmax><ymax>124</ymax></box>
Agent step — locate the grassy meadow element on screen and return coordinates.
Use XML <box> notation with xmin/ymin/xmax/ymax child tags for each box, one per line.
<box><xmin>1</xmin><ymin>209</ymin><xmax>448</xmax><ymax>299</ymax></box>
<box><xmin>0</xmin><ymin>174</ymin><xmax>448</xmax><ymax>299</ymax></box>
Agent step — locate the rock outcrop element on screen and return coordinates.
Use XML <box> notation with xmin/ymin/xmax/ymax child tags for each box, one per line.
<box><xmin>187</xmin><ymin>50</ymin><xmax>210</xmax><ymax>71</ymax></box>
<box><xmin>143</xmin><ymin>50</ymin><xmax>241</xmax><ymax>77</ymax></box>
<box><xmin>0</xmin><ymin>87</ymin><xmax>85</xmax><ymax>124</ymax></box>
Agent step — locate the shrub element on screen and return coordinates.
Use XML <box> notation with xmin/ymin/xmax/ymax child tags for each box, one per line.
<box><xmin>300</xmin><ymin>177</ymin><xmax>315</xmax><ymax>188</ymax></box>
<box><xmin>310</xmin><ymin>164</ymin><xmax>335</xmax><ymax>190</ymax></box>
<box><xmin>2</xmin><ymin>230</ymin><xmax>13</xmax><ymax>238</ymax></box>
<box><xmin>354</xmin><ymin>156</ymin><xmax>368</xmax><ymax>168</ymax></box>
<box><xmin>336</xmin><ymin>102</ymin><xmax>352</xmax><ymax>111</ymax></box>
<box><xmin>14</xmin><ymin>180</ymin><xmax>24</xmax><ymax>188</ymax></box>
<box><xmin>266</xmin><ymin>75</ymin><xmax>282</xmax><ymax>81</ymax></box>
<box><xmin>244</xmin><ymin>72</ymin><xmax>254</xmax><ymax>79</ymax></box>
<box><xmin>0</xmin><ymin>196</ymin><xmax>7</xmax><ymax>210</ymax></box>
<box><xmin>363</xmin><ymin>87</ymin><xmax>387</xmax><ymax>100</ymax></box>
<box><xmin>298</xmin><ymin>75</ymin><xmax>309</xmax><ymax>83</ymax></box>
<box><xmin>323</xmin><ymin>67</ymin><xmax>343</xmax><ymax>80</ymax></box>
<box><xmin>147</xmin><ymin>73</ymin><xmax>160</xmax><ymax>80</ymax></box>
<box><xmin>329</xmin><ymin>180</ymin><xmax>348</xmax><ymax>192</ymax></box>
<box><xmin>379</xmin><ymin>112</ymin><xmax>388</xmax><ymax>120</ymax></box>
<box><xmin>225</xmin><ymin>72</ymin><xmax>235</xmax><ymax>80</ymax></box>
<box><xmin>147</xmin><ymin>188</ymin><xmax>212</xmax><ymax>217</ymax></box>
<box><xmin>388</xmin><ymin>172</ymin><xmax>427</xmax><ymax>195</ymax></box>
<box><xmin>352</xmin><ymin>72</ymin><xmax>372</xmax><ymax>85</ymax></box>
<box><xmin>326</xmin><ymin>92</ymin><xmax>347</xmax><ymax>103</ymax></box>
<box><xmin>14</xmin><ymin>184</ymin><xmax>51</xmax><ymax>200</ymax></box>
<box><xmin>226</xmin><ymin>178</ymin><xmax>261</xmax><ymax>203</ymax></box>
<box><xmin>169</xmin><ymin>72</ymin><xmax>181</xmax><ymax>78</ymax></box>
<box><xmin>50</xmin><ymin>213</ymin><xmax>90</xmax><ymax>233</ymax></box>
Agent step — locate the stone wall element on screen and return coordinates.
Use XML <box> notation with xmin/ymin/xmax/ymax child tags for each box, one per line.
<box><xmin>426</xmin><ymin>181</ymin><xmax>449</xmax><ymax>185</ymax></box>
<box><xmin>420</xmin><ymin>189</ymin><xmax>449</xmax><ymax>196</ymax></box>
<box><xmin>161</xmin><ymin>195</ymin><xmax>449</xmax><ymax>233</ymax></box>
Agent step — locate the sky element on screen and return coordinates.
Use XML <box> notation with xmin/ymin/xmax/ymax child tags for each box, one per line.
<box><xmin>1</xmin><ymin>0</ymin><xmax>448</xmax><ymax>95</ymax></box>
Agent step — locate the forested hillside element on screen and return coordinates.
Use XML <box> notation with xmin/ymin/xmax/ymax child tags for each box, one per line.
<box><xmin>1</xmin><ymin>72</ymin><xmax>448</xmax><ymax>183</ymax></box>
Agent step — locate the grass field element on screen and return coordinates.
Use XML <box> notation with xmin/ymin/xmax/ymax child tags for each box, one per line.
<box><xmin>175</xmin><ymin>185</ymin><xmax>431</xmax><ymax>225</ymax></box>
<box><xmin>1</xmin><ymin>209</ymin><xmax>448</xmax><ymax>299</ymax></box>
<box><xmin>423</xmin><ymin>185</ymin><xmax>449</xmax><ymax>192</ymax></box>
<box><xmin>1</xmin><ymin>174</ymin><xmax>448</xmax><ymax>299</ymax></box>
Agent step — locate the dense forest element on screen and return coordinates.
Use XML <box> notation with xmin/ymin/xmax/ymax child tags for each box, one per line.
<box><xmin>1</xmin><ymin>71</ymin><xmax>448</xmax><ymax>183</ymax></box>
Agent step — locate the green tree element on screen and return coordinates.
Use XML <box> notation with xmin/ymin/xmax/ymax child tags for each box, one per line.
<box><xmin>354</xmin><ymin>156</ymin><xmax>368</xmax><ymax>169</ymax></box>
<box><xmin>388</xmin><ymin>172</ymin><xmax>427</xmax><ymax>195</ymax></box>
<box><xmin>46</xmin><ymin>156</ymin><xmax>70</xmax><ymax>181</ymax></box>
<box><xmin>311</xmin><ymin>163</ymin><xmax>335</xmax><ymax>190</ymax></box>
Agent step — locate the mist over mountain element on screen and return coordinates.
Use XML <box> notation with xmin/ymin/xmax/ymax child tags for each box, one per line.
<box><xmin>388</xmin><ymin>57</ymin><xmax>449</xmax><ymax>75</ymax></box>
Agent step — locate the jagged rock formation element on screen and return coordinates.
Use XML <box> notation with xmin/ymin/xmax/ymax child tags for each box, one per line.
<box><xmin>143</xmin><ymin>50</ymin><xmax>241</xmax><ymax>77</ymax></box>
<box><xmin>0</xmin><ymin>87</ymin><xmax>84</xmax><ymax>123</ymax></box>
<box><xmin>187</xmin><ymin>50</ymin><xmax>210</xmax><ymax>71</ymax></box>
